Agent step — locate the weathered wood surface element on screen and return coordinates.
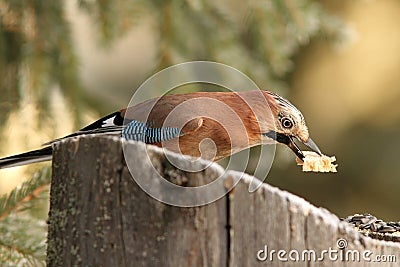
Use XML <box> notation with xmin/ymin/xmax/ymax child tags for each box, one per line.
<box><xmin>47</xmin><ymin>136</ymin><xmax>400</xmax><ymax>267</ymax></box>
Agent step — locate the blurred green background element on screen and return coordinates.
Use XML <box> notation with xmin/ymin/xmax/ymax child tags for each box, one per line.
<box><xmin>1</xmin><ymin>0</ymin><xmax>399</xmax><ymax>223</ymax></box>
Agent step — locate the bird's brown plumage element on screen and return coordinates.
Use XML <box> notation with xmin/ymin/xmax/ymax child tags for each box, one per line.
<box><xmin>123</xmin><ymin>91</ymin><xmax>277</xmax><ymax>161</ymax></box>
<box><xmin>0</xmin><ymin>90</ymin><xmax>321</xmax><ymax>169</ymax></box>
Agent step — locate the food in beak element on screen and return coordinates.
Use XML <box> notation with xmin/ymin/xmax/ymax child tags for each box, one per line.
<box><xmin>295</xmin><ymin>151</ymin><xmax>337</xmax><ymax>173</ymax></box>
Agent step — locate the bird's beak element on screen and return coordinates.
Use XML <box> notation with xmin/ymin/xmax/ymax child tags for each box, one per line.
<box><xmin>288</xmin><ymin>136</ymin><xmax>322</xmax><ymax>161</ymax></box>
<box><xmin>286</xmin><ymin>136</ymin><xmax>305</xmax><ymax>161</ymax></box>
<box><xmin>263</xmin><ymin>131</ymin><xmax>322</xmax><ymax>161</ymax></box>
<box><xmin>302</xmin><ymin>137</ymin><xmax>322</xmax><ymax>155</ymax></box>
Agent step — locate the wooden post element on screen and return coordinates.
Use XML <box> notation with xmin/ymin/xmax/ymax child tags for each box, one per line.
<box><xmin>47</xmin><ymin>136</ymin><xmax>400</xmax><ymax>266</ymax></box>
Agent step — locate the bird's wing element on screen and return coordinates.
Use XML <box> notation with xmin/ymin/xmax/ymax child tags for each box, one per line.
<box><xmin>122</xmin><ymin>116</ymin><xmax>203</xmax><ymax>143</ymax></box>
<box><xmin>122</xmin><ymin>120</ymin><xmax>181</xmax><ymax>143</ymax></box>
<box><xmin>43</xmin><ymin>111</ymin><xmax>127</xmax><ymax>145</ymax></box>
<box><xmin>44</xmin><ymin>109</ymin><xmax>204</xmax><ymax>145</ymax></box>
<box><xmin>1</xmin><ymin>111</ymin><xmax>200</xmax><ymax>169</ymax></box>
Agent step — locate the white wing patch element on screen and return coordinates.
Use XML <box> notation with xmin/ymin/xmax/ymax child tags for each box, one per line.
<box><xmin>102</xmin><ymin>116</ymin><xmax>117</xmax><ymax>127</ymax></box>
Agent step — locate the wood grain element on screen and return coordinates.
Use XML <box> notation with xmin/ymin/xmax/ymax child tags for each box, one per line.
<box><xmin>47</xmin><ymin>136</ymin><xmax>400</xmax><ymax>267</ymax></box>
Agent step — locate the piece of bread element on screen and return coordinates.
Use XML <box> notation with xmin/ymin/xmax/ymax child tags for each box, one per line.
<box><xmin>295</xmin><ymin>151</ymin><xmax>337</xmax><ymax>173</ymax></box>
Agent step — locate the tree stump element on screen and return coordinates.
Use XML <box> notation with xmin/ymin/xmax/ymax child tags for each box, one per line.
<box><xmin>47</xmin><ymin>136</ymin><xmax>400</xmax><ymax>266</ymax></box>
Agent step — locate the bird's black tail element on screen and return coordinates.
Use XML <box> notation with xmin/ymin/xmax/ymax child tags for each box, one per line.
<box><xmin>0</xmin><ymin>146</ymin><xmax>53</xmax><ymax>169</ymax></box>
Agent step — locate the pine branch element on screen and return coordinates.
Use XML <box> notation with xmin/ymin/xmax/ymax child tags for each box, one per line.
<box><xmin>0</xmin><ymin>167</ymin><xmax>51</xmax><ymax>222</ymax></box>
<box><xmin>0</xmin><ymin>167</ymin><xmax>50</xmax><ymax>266</ymax></box>
<box><xmin>0</xmin><ymin>215</ymin><xmax>47</xmax><ymax>266</ymax></box>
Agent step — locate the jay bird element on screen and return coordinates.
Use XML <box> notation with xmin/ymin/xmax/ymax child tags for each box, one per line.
<box><xmin>0</xmin><ymin>90</ymin><xmax>322</xmax><ymax>169</ymax></box>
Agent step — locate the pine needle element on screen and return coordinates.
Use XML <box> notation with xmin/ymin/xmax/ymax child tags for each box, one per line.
<box><xmin>0</xmin><ymin>167</ymin><xmax>50</xmax><ymax>266</ymax></box>
<box><xmin>0</xmin><ymin>167</ymin><xmax>51</xmax><ymax>221</ymax></box>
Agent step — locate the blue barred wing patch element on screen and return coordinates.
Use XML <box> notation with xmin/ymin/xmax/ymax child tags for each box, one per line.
<box><xmin>122</xmin><ymin>120</ymin><xmax>182</xmax><ymax>143</ymax></box>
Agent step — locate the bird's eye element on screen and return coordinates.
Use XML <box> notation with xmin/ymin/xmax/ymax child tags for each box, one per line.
<box><xmin>281</xmin><ymin>117</ymin><xmax>293</xmax><ymax>129</ymax></box>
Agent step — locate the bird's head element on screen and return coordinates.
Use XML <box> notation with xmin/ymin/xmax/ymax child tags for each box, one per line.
<box><xmin>261</xmin><ymin>91</ymin><xmax>322</xmax><ymax>161</ymax></box>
